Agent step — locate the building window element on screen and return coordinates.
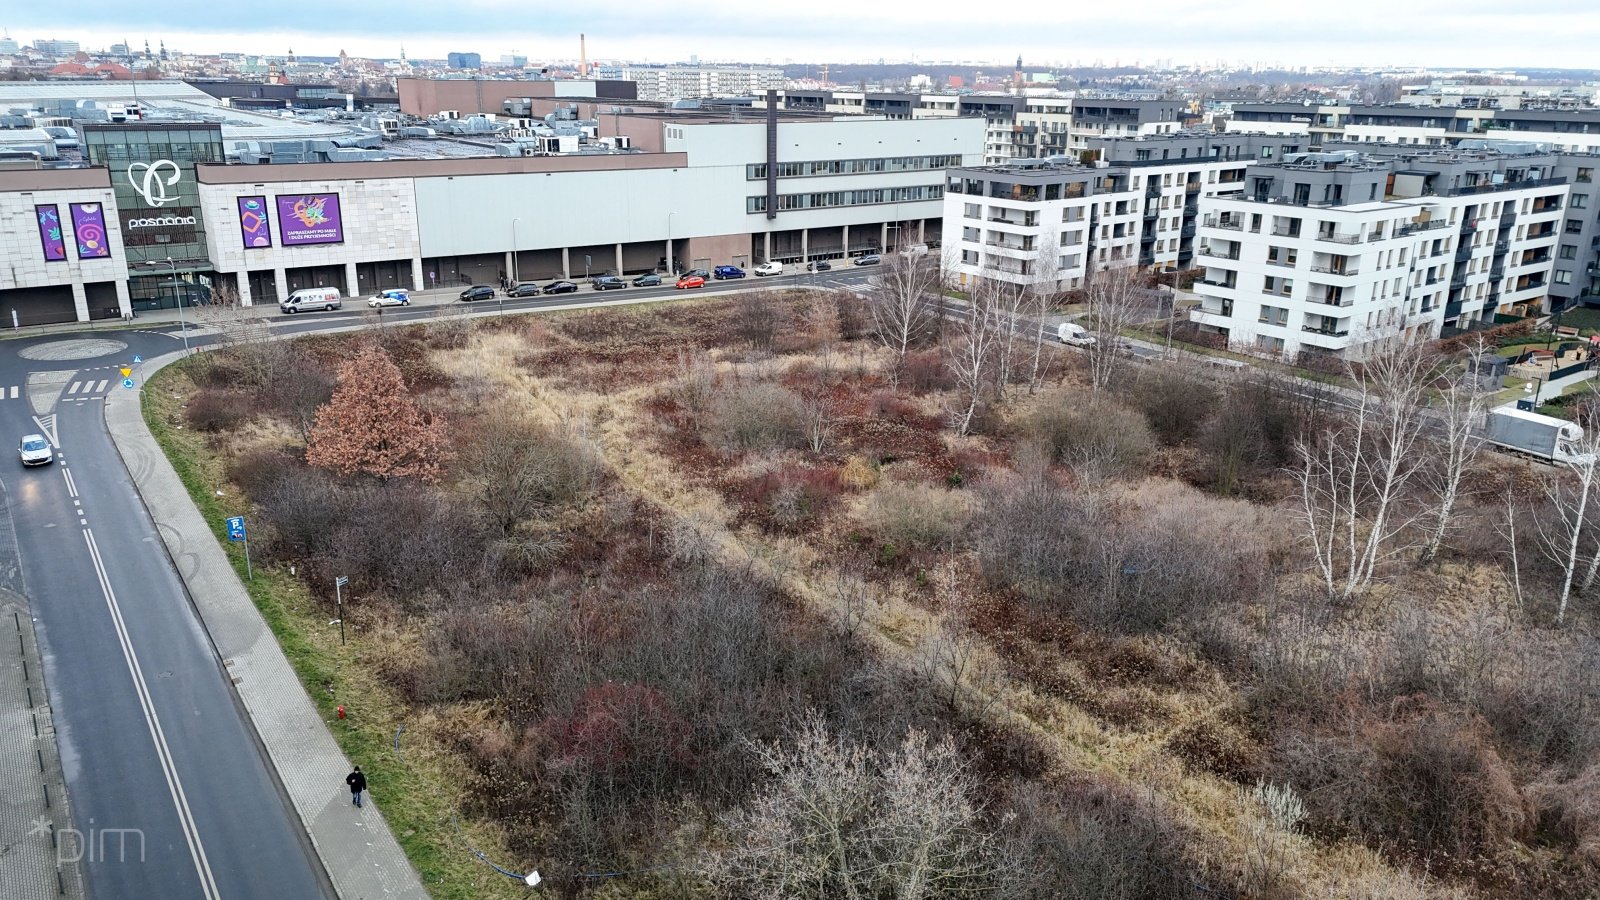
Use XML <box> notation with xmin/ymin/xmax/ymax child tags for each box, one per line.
<box><xmin>964</xmin><ymin>203</ymin><xmax>981</xmax><ymax>219</ymax></box>
<box><xmin>1561</xmin><ymin>244</ymin><xmax>1578</xmax><ymax>260</ymax></box>
<box><xmin>1575</xmin><ymin>194</ymin><xmax>1590</xmax><ymax>209</ymax></box>
<box><xmin>962</xmin><ymin>227</ymin><xmax>980</xmax><ymax>242</ymax></box>
<box><xmin>1556</xmin><ymin>270</ymin><xmax>1573</xmax><ymax>285</ymax></box>
<box><xmin>1579</xmin><ymin>168</ymin><xmax>1594</xmax><ymax>183</ymax></box>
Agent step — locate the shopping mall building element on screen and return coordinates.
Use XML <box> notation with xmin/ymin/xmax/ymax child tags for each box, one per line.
<box><xmin>0</xmin><ymin>93</ymin><xmax>980</xmax><ymax>325</ymax></box>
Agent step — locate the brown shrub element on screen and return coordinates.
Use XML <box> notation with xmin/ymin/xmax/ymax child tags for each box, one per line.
<box><xmin>1276</xmin><ymin>700</ymin><xmax>1531</xmax><ymax>863</ymax></box>
<box><xmin>839</xmin><ymin>455</ymin><xmax>880</xmax><ymax>491</ymax></box>
<box><xmin>185</xmin><ymin>388</ymin><xmax>255</xmax><ymax>432</ymax></box>
<box><xmin>1529</xmin><ymin>765</ymin><xmax>1600</xmax><ymax>871</ymax></box>
<box><xmin>1124</xmin><ymin>365</ymin><xmax>1220</xmax><ymax>446</ymax></box>
<box><xmin>902</xmin><ymin>349</ymin><xmax>955</xmax><ymax>393</ymax></box>
<box><xmin>1023</xmin><ymin>397</ymin><xmax>1154</xmax><ymax>481</ymax></box>
<box><xmin>706</xmin><ymin>380</ymin><xmax>806</xmax><ymax>452</ymax></box>
<box><xmin>858</xmin><ymin>480</ymin><xmax>971</xmax><ymax>551</ymax></box>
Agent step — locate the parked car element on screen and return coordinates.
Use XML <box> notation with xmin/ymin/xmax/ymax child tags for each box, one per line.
<box><xmin>459</xmin><ymin>285</ymin><xmax>496</xmax><ymax>302</ymax></box>
<box><xmin>713</xmin><ymin>265</ymin><xmax>746</xmax><ymax>280</ymax></box>
<box><xmin>18</xmin><ymin>434</ymin><xmax>52</xmax><ymax>467</ymax></box>
<box><xmin>852</xmin><ymin>254</ymin><xmax>882</xmax><ymax>266</ymax></box>
<box><xmin>806</xmin><ymin>260</ymin><xmax>833</xmax><ymax>272</ymax></box>
<box><xmin>543</xmin><ymin>280</ymin><xmax>579</xmax><ymax>295</ymax></box>
<box><xmin>591</xmin><ymin>275</ymin><xmax>627</xmax><ymax>291</ymax></box>
<box><xmin>683</xmin><ymin>268</ymin><xmax>711</xmax><ymax>281</ymax></box>
<box><xmin>676</xmin><ymin>274</ymin><xmax>706</xmax><ymax>290</ymax></box>
<box><xmin>280</xmin><ymin>286</ymin><xmax>342</xmax><ymax>313</ymax></box>
<box><xmin>632</xmin><ymin>273</ymin><xmax>663</xmax><ymax>287</ymax></box>
<box><xmin>367</xmin><ymin>289</ymin><xmax>410</xmax><ymax>308</ymax></box>
<box><xmin>506</xmin><ymin>282</ymin><xmax>542</xmax><ymax>297</ymax></box>
<box><xmin>754</xmin><ymin>261</ymin><xmax>785</xmax><ymax>277</ymax></box>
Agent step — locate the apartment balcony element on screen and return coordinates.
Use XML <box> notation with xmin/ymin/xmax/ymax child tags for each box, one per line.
<box><xmin>1315</xmin><ymin>231</ymin><xmax>1363</xmax><ymax>244</ymax></box>
<box><xmin>1141</xmin><ymin>232</ymin><xmax>1157</xmax><ymax>244</ymax></box>
<box><xmin>1198</xmin><ymin>244</ymin><xmax>1240</xmax><ymax>261</ymax></box>
<box><xmin>1270</xmin><ymin>226</ymin><xmax>1303</xmax><ymax>238</ymax></box>
<box><xmin>1308</xmin><ymin>289</ymin><xmax>1354</xmax><ymax>308</ymax></box>
<box><xmin>1396</xmin><ymin>219</ymin><xmax>1452</xmax><ymax>238</ymax></box>
<box><xmin>984</xmin><ymin>239</ymin><xmax>1035</xmax><ymax>253</ymax></box>
<box><xmin>1180</xmin><ymin>223</ymin><xmax>1197</xmax><ymax>237</ymax></box>
<box><xmin>1204</xmin><ymin>216</ymin><xmax>1244</xmax><ymax>231</ymax></box>
<box><xmin>1494</xmin><ymin>240</ymin><xmax>1510</xmax><ymax>253</ymax></box>
<box><xmin>1302</xmin><ymin>323</ymin><xmax>1352</xmax><ymax>338</ymax></box>
<box><xmin>1266</xmin><ymin>257</ymin><xmax>1299</xmax><ymax>268</ymax></box>
<box><xmin>1527</xmin><ymin>225</ymin><xmax>1557</xmax><ymax>240</ymax></box>
<box><xmin>1455</xmin><ymin>244</ymin><xmax>1475</xmax><ymax>262</ymax></box>
<box><xmin>1143</xmin><ymin>206</ymin><xmax>1160</xmax><ymax>219</ymax></box>
<box><xmin>986</xmin><ymin>214</ymin><xmax>1037</xmax><ymax>227</ymax></box>
<box><xmin>1196</xmin><ymin>276</ymin><xmax>1239</xmax><ymax>291</ymax></box>
<box><xmin>1183</xmin><ymin>201</ymin><xmax>1200</xmax><ymax>215</ymax></box>
<box><xmin>1308</xmin><ymin>265</ymin><xmax>1360</xmax><ymax>278</ymax></box>
<box><xmin>1185</xmin><ymin>181</ymin><xmax>1202</xmax><ymax>193</ymax></box>
<box><xmin>1190</xmin><ymin>307</ymin><xmax>1235</xmax><ymax>329</ymax></box>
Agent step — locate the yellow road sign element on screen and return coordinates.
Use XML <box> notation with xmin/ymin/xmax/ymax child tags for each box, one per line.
<box><xmin>120</xmin><ymin>367</ymin><xmax>132</xmax><ymax>377</ymax></box>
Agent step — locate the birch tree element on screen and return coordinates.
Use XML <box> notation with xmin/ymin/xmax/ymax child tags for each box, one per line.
<box><xmin>867</xmin><ymin>251</ymin><xmax>938</xmax><ymax>384</ymax></box>
<box><xmin>1292</xmin><ymin>335</ymin><xmax>1433</xmax><ymax>600</ymax></box>
<box><xmin>1418</xmin><ymin>338</ymin><xmax>1493</xmax><ymax>564</ymax></box>
<box><xmin>1082</xmin><ymin>264</ymin><xmax>1148</xmax><ymax>394</ymax></box>
<box><xmin>1538</xmin><ymin>442</ymin><xmax>1600</xmax><ymax>625</ymax></box>
<box><xmin>946</xmin><ymin>274</ymin><xmax>1002</xmax><ymax>436</ymax></box>
<box><xmin>1025</xmin><ymin>235</ymin><xmax>1062</xmax><ymax>393</ymax></box>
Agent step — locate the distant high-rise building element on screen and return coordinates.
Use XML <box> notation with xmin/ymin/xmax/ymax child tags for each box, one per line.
<box><xmin>33</xmin><ymin>38</ymin><xmax>81</xmax><ymax>56</ymax></box>
<box><xmin>110</xmin><ymin>42</ymin><xmax>129</xmax><ymax>56</ymax></box>
<box><xmin>446</xmin><ymin>51</ymin><xmax>481</xmax><ymax>70</ymax></box>
<box><xmin>499</xmin><ymin>53</ymin><xmax>527</xmax><ymax>68</ymax></box>
<box><xmin>0</xmin><ymin>36</ymin><xmax>19</xmax><ymax>55</ymax></box>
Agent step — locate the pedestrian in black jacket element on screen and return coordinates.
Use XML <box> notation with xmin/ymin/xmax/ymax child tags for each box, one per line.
<box><xmin>346</xmin><ymin>766</ymin><xmax>367</xmax><ymax>808</ymax></box>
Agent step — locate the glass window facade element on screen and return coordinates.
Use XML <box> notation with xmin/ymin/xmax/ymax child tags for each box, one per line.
<box><xmin>83</xmin><ymin>123</ymin><xmax>224</xmax><ymax>269</ymax></box>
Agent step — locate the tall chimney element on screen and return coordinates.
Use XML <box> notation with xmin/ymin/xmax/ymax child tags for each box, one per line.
<box><xmin>579</xmin><ymin>33</ymin><xmax>588</xmax><ymax>77</ymax></box>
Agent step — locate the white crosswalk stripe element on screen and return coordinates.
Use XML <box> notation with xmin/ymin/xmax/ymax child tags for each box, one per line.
<box><xmin>94</xmin><ymin>379</ymin><xmax>108</xmax><ymax>393</ymax></box>
<box><xmin>8</xmin><ymin>386</ymin><xmax>16</xmax><ymax>399</ymax></box>
<box><xmin>67</xmin><ymin>381</ymin><xmax>81</xmax><ymax>395</ymax></box>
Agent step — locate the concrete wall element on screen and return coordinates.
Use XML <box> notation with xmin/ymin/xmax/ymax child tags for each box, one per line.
<box><xmin>0</xmin><ymin>184</ymin><xmax>129</xmax><ymax>320</ymax></box>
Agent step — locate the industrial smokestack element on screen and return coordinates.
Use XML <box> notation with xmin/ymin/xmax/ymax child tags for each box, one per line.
<box><xmin>579</xmin><ymin>33</ymin><xmax>588</xmax><ymax>77</ymax></box>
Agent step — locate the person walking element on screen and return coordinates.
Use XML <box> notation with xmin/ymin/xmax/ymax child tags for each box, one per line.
<box><xmin>346</xmin><ymin>765</ymin><xmax>367</xmax><ymax>809</ymax></box>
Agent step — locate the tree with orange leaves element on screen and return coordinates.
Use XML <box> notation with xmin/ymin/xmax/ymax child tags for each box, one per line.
<box><xmin>306</xmin><ymin>343</ymin><xmax>446</xmax><ymax>483</ymax></box>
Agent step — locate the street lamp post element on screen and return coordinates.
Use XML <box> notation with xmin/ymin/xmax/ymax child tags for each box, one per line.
<box><xmin>507</xmin><ymin>217</ymin><xmax>520</xmax><ymax>315</ymax></box>
<box><xmin>147</xmin><ymin>257</ymin><xmax>188</xmax><ymax>354</ymax></box>
<box><xmin>666</xmin><ymin>211</ymin><xmax>675</xmax><ymax>276</ymax></box>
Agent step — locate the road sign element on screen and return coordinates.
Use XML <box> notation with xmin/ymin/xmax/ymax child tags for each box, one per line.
<box><xmin>335</xmin><ymin>575</ymin><xmax>349</xmax><ymax>588</ymax></box>
<box><xmin>121</xmin><ymin>378</ymin><xmax>136</xmax><ymax>390</ymax></box>
<box><xmin>119</xmin><ymin>366</ymin><xmax>132</xmax><ymax>377</ymax></box>
<box><xmin>226</xmin><ymin>516</ymin><xmax>247</xmax><ymax>542</ymax></box>
<box><xmin>133</xmin><ymin>355</ymin><xmax>143</xmax><ymax>364</ymax></box>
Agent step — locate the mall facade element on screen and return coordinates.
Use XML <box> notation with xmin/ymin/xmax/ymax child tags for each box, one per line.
<box><xmin>0</xmin><ymin>112</ymin><xmax>982</xmax><ymax>325</ymax></box>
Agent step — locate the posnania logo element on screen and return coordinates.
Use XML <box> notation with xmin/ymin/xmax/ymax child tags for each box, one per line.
<box><xmin>127</xmin><ymin>215</ymin><xmax>197</xmax><ymax>230</ymax></box>
<box><xmin>126</xmin><ymin>159</ymin><xmax>182</xmax><ymax>206</ymax></box>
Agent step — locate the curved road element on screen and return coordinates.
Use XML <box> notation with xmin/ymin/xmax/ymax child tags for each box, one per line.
<box><xmin>0</xmin><ymin>270</ymin><xmax>869</xmax><ymax>899</ymax></box>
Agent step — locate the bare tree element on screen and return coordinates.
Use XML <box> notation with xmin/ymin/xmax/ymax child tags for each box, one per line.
<box><xmin>1293</xmin><ymin>335</ymin><xmax>1433</xmax><ymax>600</ymax></box>
<box><xmin>1538</xmin><ymin>443</ymin><xmax>1600</xmax><ymax>625</ymax></box>
<box><xmin>867</xmin><ymin>251</ymin><xmax>939</xmax><ymax>384</ymax></box>
<box><xmin>706</xmin><ymin>714</ymin><xmax>1008</xmax><ymax>900</ymax></box>
<box><xmin>1024</xmin><ymin>235</ymin><xmax>1062</xmax><ymax>393</ymax></box>
<box><xmin>1081</xmin><ymin>264</ymin><xmax>1148</xmax><ymax>394</ymax></box>
<box><xmin>945</xmin><ymin>274</ymin><xmax>1002</xmax><ymax>436</ymax></box>
<box><xmin>1419</xmin><ymin>338</ymin><xmax>1493</xmax><ymax>564</ymax></box>
<box><xmin>801</xmin><ymin>392</ymin><xmax>833</xmax><ymax>454</ymax></box>
<box><xmin>986</xmin><ymin>281</ymin><xmax>1029</xmax><ymax>402</ymax></box>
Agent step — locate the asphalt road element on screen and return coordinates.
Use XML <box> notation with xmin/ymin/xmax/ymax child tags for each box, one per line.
<box><xmin>0</xmin><ymin>266</ymin><xmax>872</xmax><ymax>900</ymax></box>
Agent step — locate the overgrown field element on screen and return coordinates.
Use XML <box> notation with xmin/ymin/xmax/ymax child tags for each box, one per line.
<box><xmin>148</xmin><ymin>291</ymin><xmax>1600</xmax><ymax>899</ymax></box>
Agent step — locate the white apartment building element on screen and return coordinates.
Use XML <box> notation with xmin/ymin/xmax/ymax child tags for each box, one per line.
<box><xmin>1190</xmin><ymin>148</ymin><xmax>1568</xmax><ymax>360</ymax></box>
<box><xmin>942</xmin><ymin>160</ymin><xmax>1144</xmax><ymax>290</ymax></box>
<box><xmin>620</xmin><ymin>65</ymin><xmax>784</xmax><ymax>102</ymax></box>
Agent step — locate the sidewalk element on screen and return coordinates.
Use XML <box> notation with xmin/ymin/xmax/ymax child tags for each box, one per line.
<box><xmin>103</xmin><ymin>353</ymin><xmax>429</xmax><ymax>900</ymax></box>
<box><xmin>0</xmin><ymin>591</ymin><xmax>83</xmax><ymax>900</ymax></box>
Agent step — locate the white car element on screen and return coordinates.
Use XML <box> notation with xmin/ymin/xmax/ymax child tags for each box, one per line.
<box><xmin>19</xmin><ymin>434</ymin><xmax>52</xmax><ymax>467</ymax></box>
<box><xmin>753</xmin><ymin>261</ymin><xmax>785</xmax><ymax>277</ymax></box>
<box><xmin>367</xmin><ymin>289</ymin><xmax>410</xmax><ymax>308</ymax></box>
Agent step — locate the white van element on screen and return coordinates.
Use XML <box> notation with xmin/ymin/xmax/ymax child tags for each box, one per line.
<box><xmin>280</xmin><ymin>287</ymin><xmax>342</xmax><ymax>314</ymax></box>
<box><xmin>1057</xmin><ymin>322</ymin><xmax>1096</xmax><ymax>346</ymax></box>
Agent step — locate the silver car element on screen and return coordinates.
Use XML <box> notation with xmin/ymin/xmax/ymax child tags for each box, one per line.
<box><xmin>19</xmin><ymin>434</ymin><xmax>52</xmax><ymax>466</ymax></box>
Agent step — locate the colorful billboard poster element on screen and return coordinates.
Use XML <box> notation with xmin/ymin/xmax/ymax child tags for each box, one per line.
<box><xmin>70</xmin><ymin>203</ymin><xmax>111</xmax><ymax>259</ymax></box>
<box><xmin>238</xmin><ymin>195</ymin><xmax>272</xmax><ymax>249</ymax></box>
<box><xmin>36</xmin><ymin>205</ymin><xmax>67</xmax><ymax>261</ymax></box>
<box><xmin>275</xmin><ymin>193</ymin><xmax>344</xmax><ymax>246</ymax></box>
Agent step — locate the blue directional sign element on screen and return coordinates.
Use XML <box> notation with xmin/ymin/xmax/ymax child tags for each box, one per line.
<box><xmin>133</xmin><ymin>355</ymin><xmax>143</xmax><ymax>364</ymax></box>
<box><xmin>121</xmin><ymin>377</ymin><xmax>136</xmax><ymax>390</ymax></box>
<box><xmin>226</xmin><ymin>516</ymin><xmax>247</xmax><ymax>542</ymax></box>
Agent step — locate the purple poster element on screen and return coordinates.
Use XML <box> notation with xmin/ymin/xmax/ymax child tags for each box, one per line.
<box><xmin>238</xmin><ymin>195</ymin><xmax>272</xmax><ymax>249</ymax></box>
<box><xmin>36</xmin><ymin>205</ymin><xmax>66</xmax><ymax>261</ymax></box>
<box><xmin>275</xmin><ymin>193</ymin><xmax>343</xmax><ymax>246</ymax></box>
<box><xmin>70</xmin><ymin>203</ymin><xmax>110</xmax><ymax>259</ymax></box>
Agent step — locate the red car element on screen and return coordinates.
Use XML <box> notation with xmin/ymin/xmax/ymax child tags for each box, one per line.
<box><xmin>675</xmin><ymin>274</ymin><xmax>706</xmax><ymax>289</ymax></box>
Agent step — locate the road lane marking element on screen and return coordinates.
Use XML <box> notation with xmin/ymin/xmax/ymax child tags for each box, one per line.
<box><xmin>31</xmin><ymin>415</ymin><xmax>59</xmax><ymax>449</ymax></box>
<box><xmin>93</xmin><ymin>380</ymin><xmax>108</xmax><ymax>393</ymax></box>
<box><xmin>8</xmin><ymin>386</ymin><xmax>16</xmax><ymax>399</ymax></box>
<box><xmin>82</xmin><ymin>528</ymin><xmax>221</xmax><ymax>900</ymax></box>
<box><xmin>67</xmin><ymin>382</ymin><xmax>81</xmax><ymax>395</ymax></box>
<box><xmin>61</xmin><ymin>467</ymin><xmax>77</xmax><ymax>499</ymax></box>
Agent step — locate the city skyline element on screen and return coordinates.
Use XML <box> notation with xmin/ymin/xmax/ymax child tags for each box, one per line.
<box><xmin>8</xmin><ymin>0</ymin><xmax>1600</xmax><ymax>70</ymax></box>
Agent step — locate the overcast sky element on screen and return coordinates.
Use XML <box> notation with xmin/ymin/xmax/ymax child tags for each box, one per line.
<box><xmin>9</xmin><ymin>1</ymin><xmax>1599</xmax><ymax>70</ymax></box>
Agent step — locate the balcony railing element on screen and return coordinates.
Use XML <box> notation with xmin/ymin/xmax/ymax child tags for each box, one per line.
<box><xmin>1303</xmin><ymin>325</ymin><xmax>1352</xmax><ymax>337</ymax></box>
<box><xmin>1266</xmin><ymin>258</ymin><xmax>1298</xmax><ymax>268</ymax></box>
<box><xmin>1198</xmin><ymin>279</ymin><xmax>1237</xmax><ymax>289</ymax></box>
<box><xmin>1199</xmin><ymin>246</ymin><xmax>1240</xmax><ymax>261</ymax></box>
<box><xmin>1316</xmin><ymin>232</ymin><xmax>1362</xmax><ymax>244</ymax></box>
<box><xmin>1270</xmin><ymin>227</ymin><xmax>1302</xmax><ymax>238</ymax></box>
<box><xmin>1205</xmin><ymin>218</ymin><xmax>1244</xmax><ymax>231</ymax></box>
<box><xmin>1308</xmin><ymin>294</ymin><xmax>1354</xmax><ymax>308</ymax></box>
<box><xmin>1396</xmin><ymin>219</ymin><xmax>1452</xmax><ymax>237</ymax></box>
<box><xmin>1309</xmin><ymin>265</ymin><xmax>1359</xmax><ymax>276</ymax></box>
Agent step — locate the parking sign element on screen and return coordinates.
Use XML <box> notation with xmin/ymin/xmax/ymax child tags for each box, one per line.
<box><xmin>226</xmin><ymin>516</ymin><xmax>247</xmax><ymax>542</ymax></box>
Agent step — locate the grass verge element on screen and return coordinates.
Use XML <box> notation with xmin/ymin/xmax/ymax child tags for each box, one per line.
<box><xmin>141</xmin><ymin>362</ymin><xmax>522</xmax><ymax>900</ymax></box>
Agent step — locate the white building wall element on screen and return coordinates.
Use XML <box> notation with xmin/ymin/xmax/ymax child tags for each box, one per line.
<box><xmin>0</xmin><ymin>186</ymin><xmax>127</xmax><ymax>293</ymax></box>
<box><xmin>199</xmin><ymin>177</ymin><xmax>421</xmax><ymax>304</ymax></box>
